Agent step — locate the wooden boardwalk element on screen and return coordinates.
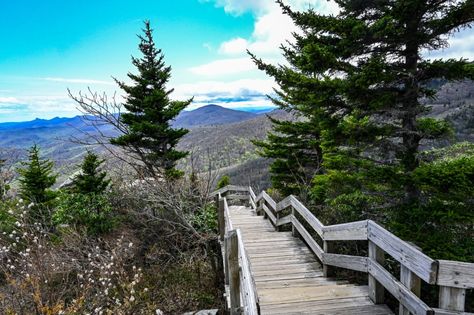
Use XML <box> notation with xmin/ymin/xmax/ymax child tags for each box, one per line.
<box><xmin>229</xmin><ymin>205</ymin><xmax>393</xmax><ymax>315</ymax></box>
<box><xmin>214</xmin><ymin>185</ymin><xmax>474</xmax><ymax>315</ymax></box>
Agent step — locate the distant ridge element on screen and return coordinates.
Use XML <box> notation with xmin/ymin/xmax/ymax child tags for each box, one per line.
<box><xmin>172</xmin><ymin>104</ymin><xmax>258</xmax><ymax>128</ymax></box>
<box><xmin>0</xmin><ymin>104</ymin><xmax>270</xmax><ymax>129</ymax></box>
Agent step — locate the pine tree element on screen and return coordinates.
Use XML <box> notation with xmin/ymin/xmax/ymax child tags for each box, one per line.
<box><xmin>111</xmin><ymin>21</ymin><xmax>192</xmax><ymax>178</ymax></box>
<box><xmin>250</xmin><ymin>2</ymin><xmax>349</xmax><ymax>197</ymax></box>
<box><xmin>332</xmin><ymin>0</ymin><xmax>474</xmax><ymax>205</ymax></box>
<box><xmin>72</xmin><ymin>151</ymin><xmax>110</xmax><ymax>194</ymax></box>
<box><xmin>18</xmin><ymin>145</ymin><xmax>57</xmax><ymax>219</ymax></box>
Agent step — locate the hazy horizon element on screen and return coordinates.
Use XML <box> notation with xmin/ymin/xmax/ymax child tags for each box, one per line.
<box><xmin>1</xmin><ymin>0</ymin><xmax>473</xmax><ymax>123</ymax></box>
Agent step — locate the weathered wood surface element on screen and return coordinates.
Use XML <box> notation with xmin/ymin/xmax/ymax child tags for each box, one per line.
<box><xmin>215</xmin><ymin>186</ymin><xmax>474</xmax><ymax>315</ymax></box>
<box><xmin>437</xmin><ymin>260</ymin><xmax>474</xmax><ymax>289</ymax></box>
<box><xmin>368</xmin><ymin>221</ymin><xmax>438</xmax><ymax>284</ymax></box>
<box><xmin>229</xmin><ymin>205</ymin><xmax>393</xmax><ymax>315</ymax></box>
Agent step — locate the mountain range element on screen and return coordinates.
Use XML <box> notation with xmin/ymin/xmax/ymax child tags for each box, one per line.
<box><xmin>0</xmin><ymin>79</ymin><xmax>473</xmax><ymax>188</ymax></box>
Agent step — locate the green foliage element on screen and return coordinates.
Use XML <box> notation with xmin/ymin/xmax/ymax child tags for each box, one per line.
<box><xmin>216</xmin><ymin>175</ymin><xmax>230</xmax><ymax>189</ymax></box>
<box><xmin>0</xmin><ymin>199</ymin><xmax>17</xmax><ymax>235</ymax></box>
<box><xmin>72</xmin><ymin>151</ymin><xmax>110</xmax><ymax>194</ymax></box>
<box><xmin>189</xmin><ymin>204</ymin><xmax>218</xmax><ymax>234</ymax></box>
<box><xmin>111</xmin><ymin>21</ymin><xmax>191</xmax><ymax>178</ymax></box>
<box><xmin>0</xmin><ymin>159</ymin><xmax>9</xmax><ymax>199</ymax></box>
<box><xmin>252</xmin><ymin>1</ymin><xmax>474</xmax><ymax>265</ymax></box>
<box><xmin>416</xmin><ymin>118</ymin><xmax>453</xmax><ymax>139</ymax></box>
<box><xmin>391</xmin><ymin>147</ymin><xmax>474</xmax><ymax>261</ymax></box>
<box><xmin>53</xmin><ymin>191</ymin><xmax>116</xmax><ymax>235</ymax></box>
<box><xmin>17</xmin><ymin>145</ymin><xmax>57</xmax><ymax>221</ymax></box>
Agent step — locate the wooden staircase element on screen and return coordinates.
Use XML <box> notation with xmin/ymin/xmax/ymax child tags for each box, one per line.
<box><xmin>213</xmin><ymin>185</ymin><xmax>474</xmax><ymax>315</ymax></box>
<box><xmin>230</xmin><ymin>205</ymin><xmax>393</xmax><ymax>314</ymax></box>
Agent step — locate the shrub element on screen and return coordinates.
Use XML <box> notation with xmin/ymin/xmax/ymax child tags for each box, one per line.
<box><xmin>216</xmin><ymin>175</ymin><xmax>230</xmax><ymax>189</ymax></box>
<box><xmin>53</xmin><ymin>192</ymin><xmax>116</xmax><ymax>236</ymax></box>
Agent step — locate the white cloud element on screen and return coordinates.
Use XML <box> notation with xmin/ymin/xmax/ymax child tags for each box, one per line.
<box><xmin>173</xmin><ymin>78</ymin><xmax>276</xmax><ymax>109</ymax></box>
<box><xmin>218</xmin><ymin>38</ymin><xmax>249</xmax><ymax>55</ymax></box>
<box><xmin>425</xmin><ymin>28</ymin><xmax>474</xmax><ymax>60</ymax></box>
<box><xmin>175</xmin><ymin>78</ymin><xmax>274</xmax><ymax>98</ymax></box>
<box><xmin>201</xmin><ymin>0</ymin><xmax>271</xmax><ymax>16</ymax></box>
<box><xmin>189</xmin><ymin>57</ymin><xmax>257</xmax><ymax>76</ymax></box>
<box><xmin>0</xmin><ymin>97</ymin><xmax>19</xmax><ymax>103</ymax></box>
<box><xmin>42</xmin><ymin>77</ymin><xmax>114</xmax><ymax>85</ymax></box>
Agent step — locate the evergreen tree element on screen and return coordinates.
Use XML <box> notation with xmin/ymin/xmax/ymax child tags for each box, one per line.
<box><xmin>250</xmin><ymin>1</ymin><xmax>349</xmax><ymax>197</ymax></box>
<box><xmin>72</xmin><ymin>151</ymin><xmax>110</xmax><ymax>194</ymax></box>
<box><xmin>111</xmin><ymin>21</ymin><xmax>192</xmax><ymax>178</ymax></box>
<box><xmin>18</xmin><ymin>145</ymin><xmax>57</xmax><ymax>219</ymax></box>
<box><xmin>334</xmin><ymin>0</ymin><xmax>474</xmax><ymax>206</ymax></box>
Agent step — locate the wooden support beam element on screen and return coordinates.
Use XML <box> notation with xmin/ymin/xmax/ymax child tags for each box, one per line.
<box><xmin>218</xmin><ymin>197</ymin><xmax>225</xmax><ymax>241</ymax></box>
<box><xmin>323</xmin><ymin>241</ymin><xmax>335</xmax><ymax>278</ymax></box>
<box><xmin>225</xmin><ymin>230</ymin><xmax>241</xmax><ymax>314</ymax></box>
<box><xmin>400</xmin><ymin>264</ymin><xmax>421</xmax><ymax>315</ymax></box>
<box><xmin>439</xmin><ymin>286</ymin><xmax>466</xmax><ymax>312</ymax></box>
<box><xmin>369</xmin><ymin>241</ymin><xmax>385</xmax><ymax>304</ymax></box>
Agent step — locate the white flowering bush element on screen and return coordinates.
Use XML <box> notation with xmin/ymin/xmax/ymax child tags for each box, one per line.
<box><xmin>0</xmin><ymin>200</ymin><xmax>151</xmax><ymax>314</ymax></box>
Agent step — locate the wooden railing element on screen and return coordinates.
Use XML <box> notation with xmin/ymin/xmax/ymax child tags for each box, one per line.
<box><xmin>214</xmin><ymin>187</ymin><xmax>259</xmax><ymax>315</ymax></box>
<box><xmin>212</xmin><ymin>185</ymin><xmax>474</xmax><ymax>315</ymax></box>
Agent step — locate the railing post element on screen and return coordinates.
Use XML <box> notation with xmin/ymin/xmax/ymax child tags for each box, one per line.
<box><xmin>225</xmin><ymin>230</ymin><xmax>241</xmax><ymax>314</ymax></box>
<box><xmin>399</xmin><ymin>265</ymin><xmax>421</xmax><ymax>315</ymax></box>
<box><xmin>291</xmin><ymin>207</ymin><xmax>299</xmax><ymax>238</ymax></box>
<box><xmin>323</xmin><ymin>241</ymin><xmax>335</xmax><ymax>278</ymax></box>
<box><xmin>400</xmin><ymin>242</ymin><xmax>422</xmax><ymax>315</ymax></box>
<box><xmin>218</xmin><ymin>197</ymin><xmax>225</xmax><ymax>241</ymax></box>
<box><xmin>368</xmin><ymin>241</ymin><xmax>385</xmax><ymax>304</ymax></box>
<box><xmin>439</xmin><ymin>286</ymin><xmax>466</xmax><ymax>312</ymax></box>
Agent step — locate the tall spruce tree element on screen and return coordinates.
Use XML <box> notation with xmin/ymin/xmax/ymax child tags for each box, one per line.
<box><xmin>250</xmin><ymin>2</ymin><xmax>351</xmax><ymax>197</ymax></box>
<box><xmin>334</xmin><ymin>0</ymin><xmax>474</xmax><ymax>206</ymax></box>
<box><xmin>72</xmin><ymin>151</ymin><xmax>110</xmax><ymax>194</ymax></box>
<box><xmin>111</xmin><ymin>21</ymin><xmax>192</xmax><ymax>178</ymax></box>
<box><xmin>18</xmin><ymin>145</ymin><xmax>57</xmax><ymax>220</ymax></box>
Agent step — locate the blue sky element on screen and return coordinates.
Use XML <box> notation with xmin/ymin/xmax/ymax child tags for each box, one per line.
<box><xmin>1</xmin><ymin>0</ymin><xmax>473</xmax><ymax>122</ymax></box>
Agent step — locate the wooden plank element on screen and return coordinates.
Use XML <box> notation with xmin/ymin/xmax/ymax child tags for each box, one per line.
<box><xmin>323</xmin><ymin>241</ymin><xmax>335</xmax><ymax>277</ymax></box>
<box><xmin>323</xmin><ymin>253</ymin><xmax>368</xmax><ymax>273</ymax></box>
<box><xmin>254</xmin><ymin>271</ymin><xmax>324</xmax><ymax>282</ymax></box>
<box><xmin>433</xmin><ymin>308</ymin><xmax>473</xmax><ymax>315</ymax></box>
<box><xmin>276</xmin><ymin>195</ymin><xmax>293</xmax><ymax>212</ymax></box>
<box><xmin>255</xmin><ymin>278</ymin><xmax>347</xmax><ymax>290</ymax></box>
<box><xmin>259</xmin><ymin>296</ymin><xmax>375</xmax><ymax>313</ymax></box>
<box><xmin>258</xmin><ymin>285</ymin><xmax>370</xmax><ymax>305</ymax></box>
<box><xmin>236</xmin><ymin>229</ymin><xmax>259</xmax><ymax>315</ymax></box>
<box><xmin>277</xmin><ymin>214</ymin><xmax>293</xmax><ymax>227</ymax></box>
<box><xmin>248</xmin><ymin>186</ymin><xmax>256</xmax><ymax>201</ymax></box>
<box><xmin>262</xmin><ymin>190</ymin><xmax>277</xmax><ymax>211</ymax></box>
<box><xmin>369</xmin><ymin>241</ymin><xmax>385</xmax><ymax>304</ymax></box>
<box><xmin>251</xmin><ymin>262</ymin><xmax>320</xmax><ymax>271</ymax></box>
<box><xmin>400</xmin><ymin>264</ymin><xmax>421</xmax><ymax>315</ymax></box>
<box><xmin>227</xmin><ymin>194</ymin><xmax>250</xmax><ymax>201</ymax></box>
<box><xmin>225</xmin><ymin>230</ymin><xmax>240</xmax><ymax>314</ymax></box>
<box><xmin>291</xmin><ymin>216</ymin><xmax>324</xmax><ymax>261</ymax></box>
<box><xmin>437</xmin><ymin>260</ymin><xmax>474</xmax><ymax>289</ymax></box>
<box><xmin>439</xmin><ymin>286</ymin><xmax>466</xmax><ymax>312</ymax></box>
<box><xmin>224</xmin><ymin>198</ymin><xmax>233</xmax><ymax>231</ymax></box>
<box><xmin>218</xmin><ymin>197</ymin><xmax>225</xmax><ymax>241</ymax></box>
<box><xmin>263</xmin><ymin>304</ymin><xmax>393</xmax><ymax>315</ymax></box>
<box><xmin>210</xmin><ymin>185</ymin><xmax>248</xmax><ymax>197</ymax></box>
<box><xmin>368</xmin><ymin>258</ymin><xmax>434</xmax><ymax>315</ymax></box>
<box><xmin>290</xmin><ymin>196</ymin><xmax>324</xmax><ymax>237</ymax></box>
<box><xmin>368</xmin><ymin>221</ymin><xmax>438</xmax><ymax>284</ymax></box>
<box><xmin>323</xmin><ymin>220</ymin><xmax>368</xmax><ymax>241</ymax></box>
<box><xmin>262</xmin><ymin>203</ymin><xmax>277</xmax><ymax>225</ymax></box>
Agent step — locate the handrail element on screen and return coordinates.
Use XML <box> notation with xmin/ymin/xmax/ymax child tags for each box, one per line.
<box><xmin>216</xmin><ymin>190</ymin><xmax>259</xmax><ymax>315</ymax></box>
<box><xmin>213</xmin><ymin>185</ymin><xmax>474</xmax><ymax>315</ymax></box>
